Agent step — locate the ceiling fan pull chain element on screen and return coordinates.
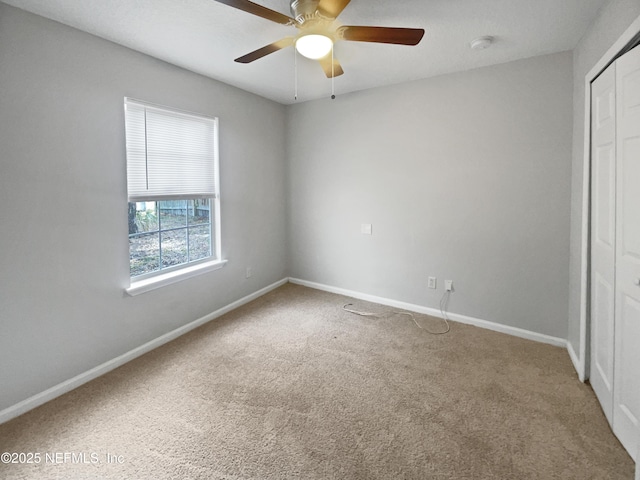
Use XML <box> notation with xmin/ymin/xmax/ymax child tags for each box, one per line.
<box><xmin>294</xmin><ymin>47</ymin><xmax>298</xmax><ymax>101</ymax></box>
<box><xmin>331</xmin><ymin>45</ymin><xmax>336</xmax><ymax>100</ymax></box>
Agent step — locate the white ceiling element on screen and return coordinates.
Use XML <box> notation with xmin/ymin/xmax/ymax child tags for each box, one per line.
<box><xmin>3</xmin><ymin>0</ymin><xmax>608</xmax><ymax>104</ymax></box>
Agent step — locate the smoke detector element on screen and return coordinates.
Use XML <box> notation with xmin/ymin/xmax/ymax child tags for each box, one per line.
<box><xmin>470</xmin><ymin>36</ymin><xmax>494</xmax><ymax>50</ymax></box>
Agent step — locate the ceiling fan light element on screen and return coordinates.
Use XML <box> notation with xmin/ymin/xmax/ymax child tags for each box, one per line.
<box><xmin>296</xmin><ymin>34</ymin><xmax>333</xmax><ymax>59</ymax></box>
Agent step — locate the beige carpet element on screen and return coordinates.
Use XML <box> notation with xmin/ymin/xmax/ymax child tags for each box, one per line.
<box><xmin>0</xmin><ymin>283</ymin><xmax>634</xmax><ymax>479</ymax></box>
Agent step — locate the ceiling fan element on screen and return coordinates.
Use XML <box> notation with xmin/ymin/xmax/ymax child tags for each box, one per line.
<box><xmin>214</xmin><ymin>0</ymin><xmax>425</xmax><ymax>78</ymax></box>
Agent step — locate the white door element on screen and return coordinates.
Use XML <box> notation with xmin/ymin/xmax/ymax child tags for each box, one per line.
<box><xmin>590</xmin><ymin>62</ymin><xmax>617</xmax><ymax>423</ymax></box>
<box><xmin>613</xmin><ymin>45</ymin><xmax>640</xmax><ymax>460</ymax></box>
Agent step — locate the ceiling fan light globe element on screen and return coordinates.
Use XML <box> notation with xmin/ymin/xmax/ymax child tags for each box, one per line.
<box><xmin>296</xmin><ymin>34</ymin><xmax>333</xmax><ymax>59</ymax></box>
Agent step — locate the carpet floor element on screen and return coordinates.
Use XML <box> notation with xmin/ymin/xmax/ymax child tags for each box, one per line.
<box><xmin>0</xmin><ymin>283</ymin><xmax>634</xmax><ymax>479</ymax></box>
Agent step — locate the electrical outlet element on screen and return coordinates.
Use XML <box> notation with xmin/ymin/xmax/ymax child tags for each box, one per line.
<box><xmin>445</xmin><ymin>280</ymin><xmax>453</xmax><ymax>292</ymax></box>
<box><xmin>245</xmin><ymin>267</ymin><xmax>252</xmax><ymax>279</ymax></box>
<box><xmin>428</xmin><ymin>277</ymin><xmax>437</xmax><ymax>289</ymax></box>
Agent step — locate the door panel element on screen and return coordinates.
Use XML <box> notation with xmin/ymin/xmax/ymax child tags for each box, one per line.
<box><xmin>619</xmin><ymin>136</ymin><xmax>640</xmax><ymax>261</ymax></box>
<box><xmin>614</xmin><ymin>45</ymin><xmax>640</xmax><ymax>461</ymax></box>
<box><xmin>591</xmin><ymin>63</ymin><xmax>617</xmax><ymax>423</ymax></box>
<box><xmin>595</xmin><ymin>145</ymin><xmax>616</xmax><ymax>248</ymax></box>
<box><xmin>617</xmin><ymin>295</ymin><xmax>640</xmax><ymax>422</ymax></box>
<box><xmin>594</xmin><ymin>273</ymin><xmax>614</xmax><ymax>391</ymax></box>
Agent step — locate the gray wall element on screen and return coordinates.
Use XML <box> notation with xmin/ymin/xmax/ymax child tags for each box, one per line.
<box><xmin>0</xmin><ymin>3</ymin><xmax>287</xmax><ymax>411</ymax></box>
<box><xmin>287</xmin><ymin>51</ymin><xmax>573</xmax><ymax>339</ymax></box>
<box><xmin>567</xmin><ymin>0</ymin><xmax>640</xmax><ymax>358</ymax></box>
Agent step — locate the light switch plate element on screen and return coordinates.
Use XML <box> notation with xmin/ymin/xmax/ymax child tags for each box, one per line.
<box><xmin>361</xmin><ymin>224</ymin><xmax>372</xmax><ymax>235</ymax></box>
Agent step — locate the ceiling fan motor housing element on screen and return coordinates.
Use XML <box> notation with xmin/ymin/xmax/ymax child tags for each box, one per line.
<box><xmin>290</xmin><ymin>0</ymin><xmax>322</xmax><ymax>24</ymax></box>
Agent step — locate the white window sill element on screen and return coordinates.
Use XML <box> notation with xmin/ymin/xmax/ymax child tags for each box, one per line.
<box><xmin>126</xmin><ymin>259</ymin><xmax>227</xmax><ymax>296</ymax></box>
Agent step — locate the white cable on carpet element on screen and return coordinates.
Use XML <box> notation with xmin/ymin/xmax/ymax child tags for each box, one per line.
<box><xmin>343</xmin><ymin>292</ymin><xmax>451</xmax><ymax>335</ymax></box>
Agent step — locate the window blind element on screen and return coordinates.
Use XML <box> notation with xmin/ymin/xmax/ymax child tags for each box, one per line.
<box><xmin>125</xmin><ymin>98</ymin><xmax>219</xmax><ymax>202</ymax></box>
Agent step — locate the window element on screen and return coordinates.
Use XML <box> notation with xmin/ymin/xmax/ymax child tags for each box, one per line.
<box><xmin>124</xmin><ymin>98</ymin><xmax>223</xmax><ymax>293</ymax></box>
<box><xmin>128</xmin><ymin>199</ymin><xmax>212</xmax><ymax>277</ymax></box>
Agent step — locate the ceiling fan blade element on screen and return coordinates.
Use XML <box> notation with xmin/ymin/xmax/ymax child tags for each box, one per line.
<box><xmin>317</xmin><ymin>0</ymin><xmax>351</xmax><ymax>19</ymax></box>
<box><xmin>337</xmin><ymin>26</ymin><xmax>425</xmax><ymax>45</ymax></box>
<box><xmin>235</xmin><ymin>37</ymin><xmax>295</xmax><ymax>63</ymax></box>
<box><xmin>319</xmin><ymin>55</ymin><xmax>344</xmax><ymax>78</ymax></box>
<box><xmin>213</xmin><ymin>0</ymin><xmax>294</xmax><ymax>25</ymax></box>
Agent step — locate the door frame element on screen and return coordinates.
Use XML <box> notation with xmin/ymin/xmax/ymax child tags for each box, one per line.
<box><xmin>578</xmin><ymin>15</ymin><xmax>640</xmax><ymax>382</ymax></box>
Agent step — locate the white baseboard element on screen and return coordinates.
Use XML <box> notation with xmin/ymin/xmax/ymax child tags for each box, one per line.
<box><xmin>0</xmin><ymin>278</ymin><xmax>288</xmax><ymax>425</ymax></box>
<box><xmin>567</xmin><ymin>341</ymin><xmax>585</xmax><ymax>382</ymax></box>
<box><xmin>289</xmin><ymin>278</ymin><xmax>567</xmax><ymax>348</ymax></box>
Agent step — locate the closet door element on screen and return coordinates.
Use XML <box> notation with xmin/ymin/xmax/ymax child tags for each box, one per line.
<box><xmin>590</xmin><ymin>63</ymin><xmax>617</xmax><ymax>423</ymax></box>
<box><xmin>613</xmin><ymin>45</ymin><xmax>640</xmax><ymax>460</ymax></box>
